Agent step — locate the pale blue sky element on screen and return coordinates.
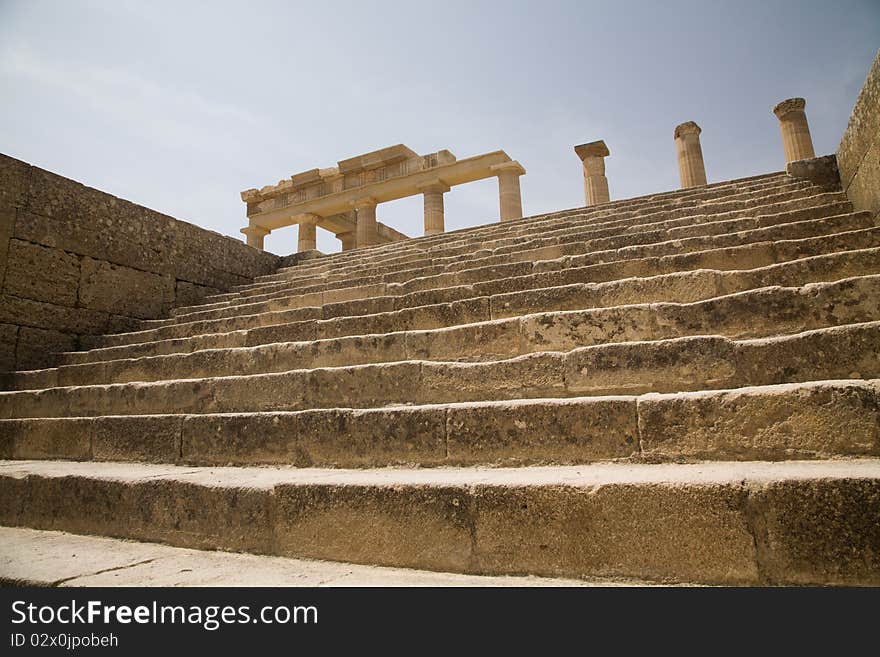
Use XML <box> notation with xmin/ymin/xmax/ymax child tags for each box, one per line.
<box><xmin>1</xmin><ymin>0</ymin><xmax>877</xmax><ymax>254</ymax></box>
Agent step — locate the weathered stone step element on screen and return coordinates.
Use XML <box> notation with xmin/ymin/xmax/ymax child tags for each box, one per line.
<box><xmin>12</xmin><ymin>252</ymin><xmax>880</xmax><ymax>389</ymax></box>
<box><xmin>252</xmin><ymin>181</ymin><xmax>824</xmax><ymax>287</ymax></box>
<box><xmin>236</xmin><ymin>173</ymin><xmax>793</xmax><ymax>287</ymax></box>
<box><xmin>227</xmin><ymin>186</ymin><xmax>839</xmax><ymax>302</ymax></box>
<box><xmin>165</xmin><ymin>197</ymin><xmax>851</xmax><ymax>325</ymax></box>
<box><xmin>83</xmin><ymin>213</ymin><xmax>873</xmax><ymax>349</ymax></box>
<box><xmin>0</xmin><ymin>526</ymin><xmax>617</xmax><ymax>587</ymax></box>
<box><xmin>1</xmin><ymin>456</ymin><xmax>877</xmax><ymax>585</ymax></box>
<box><xmin>253</xmin><ymin>173</ymin><xmax>803</xmax><ymax>284</ymax></box>
<box><xmin>57</xmin><ymin>233</ymin><xmax>880</xmax><ymax>366</ymax></box>
<box><xmin>2</xmin><ymin>314</ymin><xmax>877</xmax><ymax>418</ymax></box>
<box><xmin>2</xmin><ymin>379</ymin><xmax>877</xmax><ymax>467</ymax></box>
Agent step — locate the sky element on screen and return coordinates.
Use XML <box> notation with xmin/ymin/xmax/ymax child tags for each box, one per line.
<box><xmin>1</xmin><ymin>0</ymin><xmax>877</xmax><ymax>255</ymax></box>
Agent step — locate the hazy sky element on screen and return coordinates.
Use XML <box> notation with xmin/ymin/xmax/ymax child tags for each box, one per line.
<box><xmin>1</xmin><ymin>0</ymin><xmax>877</xmax><ymax>254</ymax></box>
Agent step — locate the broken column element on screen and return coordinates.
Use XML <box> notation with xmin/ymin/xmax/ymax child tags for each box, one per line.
<box><xmin>241</xmin><ymin>225</ymin><xmax>270</xmax><ymax>250</ymax></box>
<box><xmin>674</xmin><ymin>121</ymin><xmax>708</xmax><ymax>188</ymax></box>
<box><xmin>294</xmin><ymin>213</ymin><xmax>320</xmax><ymax>252</ymax></box>
<box><xmin>419</xmin><ymin>180</ymin><xmax>450</xmax><ymax>236</ymax></box>
<box><xmin>773</xmin><ymin>97</ymin><xmax>816</xmax><ymax>164</ymax></box>
<box><xmin>574</xmin><ymin>140</ymin><xmax>610</xmax><ymax>205</ymax></box>
<box><xmin>491</xmin><ymin>161</ymin><xmax>526</xmax><ymax>222</ymax></box>
<box><xmin>352</xmin><ymin>198</ymin><xmax>379</xmax><ymax>248</ymax></box>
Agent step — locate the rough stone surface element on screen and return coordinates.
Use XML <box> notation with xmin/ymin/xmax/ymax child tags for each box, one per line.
<box><xmin>838</xmin><ymin>49</ymin><xmax>880</xmax><ymax>217</ymax></box>
<box><xmin>0</xmin><ymin>153</ymin><xmax>280</xmax><ymax>370</ymax></box>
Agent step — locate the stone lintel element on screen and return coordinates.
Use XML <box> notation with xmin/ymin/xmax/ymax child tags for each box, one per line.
<box><xmin>773</xmin><ymin>97</ymin><xmax>807</xmax><ymax>120</ymax></box>
<box><xmin>674</xmin><ymin>121</ymin><xmax>702</xmax><ymax>139</ymax></box>
<box><xmin>290</xmin><ymin>169</ymin><xmax>323</xmax><ymax>187</ymax></box>
<box><xmin>490</xmin><ymin>161</ymin><xmax>526</xmax><ymax>176</ymax></box>
<box><xmin>574</xmin><ymin>140</ymin><xmax>610</xmax><ymax>161</ymax></box>
<box><xmin>240</xmin><ymin>189</ymin><xmax>260</xmax><ymax>202</ymax></box>
<box><xmin>338</xmin><ymin>144</ymin><xmax>420</xmax><ymax>175</ymax></box>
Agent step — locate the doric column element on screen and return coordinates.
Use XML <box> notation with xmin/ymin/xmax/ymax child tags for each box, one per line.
<box><xmin>418</xmin><ymin>180</ymin><xmax>450</xmax><ymax>236</ymax></box>
<box><xmin>337</xmin><ymin>231</ymin><xmax>356</xmax><ymax>251</ymax></box>
<box><xmin>351</xmin><ymin>197</ymin><xmax>379</xmax><ymax>248</ymax></box>
<box><xmin>293</xmin><ymin>213</ymin><xmax>320</xmax><ymax>252</ymax></box>
<box><xmin>491</xmin><ymin>161</ymin><xmax>526</xmax><ymax>222</ymax></box>
<box><xmin>240</xmin><ymin>224</ymin><xmax>270</xmax><ymax>250</ymax></box>
<box><xmin>674</xmin><ymin>121</ymin><xmax>708</xmax><ymax>188</ymax></box>
<box><xmin>574</xmin><ymin>140</ymin><xmax>611</xmax><ymax>206</ymax></box>
<box><xmin>773</xmin><ymin>97</ymin><xmax>815</xmax><ymax>164</ymax></box>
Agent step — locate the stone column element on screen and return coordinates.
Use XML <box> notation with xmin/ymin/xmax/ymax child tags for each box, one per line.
<box><xmin>574</xmin><ymin>140</ymin><xmax>611</xmax><ymax>206</ymax></box>
<box><xmin>491</xmin><ymin>161</ymin><xmax>526</xmax><ymax>222</ymax></box>
<box><xmin>337</xmin><ymin>231</ymin><xmax>356</xmax><ymax>251</ymax></box>
<box><xmin>294</xmin><ymin>213</ymin><xmax>320</xmax><ymax>252</ymax></box>
<box><xmin>352</xmin><ymin>197</ymin><xmax>379</xmax><ymax>248</ymax></box>
<box><xmin>418</xmin><ymin>180</ymin><xmax>450</xmax><ymax>236</ymax></box>
<box><xmin>773</xmin><ymin>97</ymin><xmax>815</xmax><ymax>164</ymax></box>
<box><xmin>241</xmin><ymin>225</ymin><xmax>270</xmax><ymax>250</ymax></box>
<box><xmin>674</xmin><ymin>121</ymin><xmax>708</xmax><ymax>188</ymax></box>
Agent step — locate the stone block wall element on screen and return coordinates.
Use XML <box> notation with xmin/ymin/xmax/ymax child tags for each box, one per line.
<box><xmin>838</xmin><ymin>49</ymin><xmax>880</xmax><ymax>221</ymax></box>
<box><xmin>0</xmin><ymin>154</ymin><xmax>281</xmax><ymax>371</ymax></box>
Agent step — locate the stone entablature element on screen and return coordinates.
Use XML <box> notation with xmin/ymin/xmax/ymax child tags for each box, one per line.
<box><xmin>241</xmin><ymin>144</ymin><xmax>525</xmax><ymax>251</ymax></box>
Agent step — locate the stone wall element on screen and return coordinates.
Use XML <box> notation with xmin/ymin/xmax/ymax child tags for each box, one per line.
<box><xmin>838</xmin><ymin>49</ymin><xmax>880</xmax><ymax>220</ymax></box>
<box><xmin>0</xmin><ymin>153</ymin><xmax>280</xmax><ymax>371</ymax></box>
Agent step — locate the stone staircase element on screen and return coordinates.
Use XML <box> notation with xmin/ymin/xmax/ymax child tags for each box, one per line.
<box><xmin>1</xmin><ymin>169</ymin><xmax>878</xmax><ymax>586</ymax></box>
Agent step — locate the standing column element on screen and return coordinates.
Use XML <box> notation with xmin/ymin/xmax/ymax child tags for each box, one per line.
<box><xmin>419</xmin><ymin>180</ymin><xmax>450</xmax><ymax>236</ymax></box>
<box><xmin>773</xmin><ymin>97</ymin><xmax>815</xmax><ymax>164</ymax></box>
<box><xmin>294</xmin><ymin>213</ymin><xmax>320</xmax><ymax>252</ymax></box>
<box><xmin>674</xmin><ymin>121</ymin><xmax>708</xmax><ymax>188</ymax></box>
<box><xmin>240</xmin><ymin>224</ymin><xmax>270</xmax><ymax>250</ymax></box>
<box><xmin>337</xmin><ymin>231</ymin><xmax>356</xmax><ymax>251</ymax></box>
<box><xmin>574</xmin><ymin>140</ymin><xmax>611</xmax><ymax>205</ymax></box>
<box><xmin>352</xmin><ymin>197</ymin><xmax>379</xmax><ymax>248</ymax></box>
<box><xmin>491</xmin><ymin>161</ymin><xmax>526</xmax><ymax>222</ymax></box>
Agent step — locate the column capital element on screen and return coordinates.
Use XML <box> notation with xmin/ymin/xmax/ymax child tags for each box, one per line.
<box><xmin>350</xmin><ymin>196</ymin><xmax>377</xmax><ymax>210</ymax></box>
<box><xmin>490</xmin><ymin>161</ymin><xmax>526</xmax><ymax>177</ymax></box>
<box><xmin>574</xmin><ymin>140</ymin><xmax>610</xmax><ymax>161</ymax></box>
<box><xmin>773</xmin><ymin>97</ymin><xmax>807</xmax><ymax>120</ymax></box>
<box><xmin>417</xmin><ymin>179</ymin><xmax>450</xmax><ymax>194</ymax></box>
<box><xmin>240</xmin><ymin>225</ymin><xmax>270</xmax><ymax>238</ymax></box>
<box><xmin>674</xmin><ymin>121</ymin><xmax>702</xmax><ymax>139</ymax></box>
<box><xmin>292</xmin><ymin>212</ymin><xmax>321</xmax><ymax>226</ymax></box>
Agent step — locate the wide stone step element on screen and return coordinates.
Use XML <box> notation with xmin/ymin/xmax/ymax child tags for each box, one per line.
<box><xmin>251</xmin><ymin>174</ymin><xmax>805</xmax><ymax>284</ymax></box>
<box><xmin>1</xmin><ymin>456</ymin><xmax>877</xmax><ymax>585</ymax></box>
<box><xmin>11</xmin><ymin>256</ymin><xmax>880</xmax><ymax>389</ymax></box>
<box><xmin>80</xmin><ymin>214</ymin><xmax>874</xmax><ymax>350</ymax></box>
<box><xmin>52</xmin><ymin>239</ymin><xmax>880</xmax><ymax>366</ymax></box>
<box><xmin>2</xmin><ymin>312</ymin><xmax>876</xmax><ymax>418</ymax></box>
<box><xmin>238</xmin><ymin>173</ymin><xmax>795</xmax><ymax>288</ymax></box>
<box><xmin>164</xmin><ymin>198</ymin><xmax>851</xmax><ymax>325</ymax></box>
<box><xmin>0</xmin><ymin>526</ymin><xmax>617</xmax><ymax>587</ymax></box>
<box><xmin>2</xmin><ymin>379</ymin><xmax>877</xmax><ymax>467</ymax></box>
<box><xmin>220</xmin><ymin>187</ymin><xmax>839</xmax><ymax>302</ymax></box>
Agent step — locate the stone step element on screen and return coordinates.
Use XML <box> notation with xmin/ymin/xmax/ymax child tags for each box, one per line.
<box><xmin>10</xmin><ymin>254</ymin><xmax>880</xmax><ymax>389</ymax></box>
<box><xmin>253</xmin><ymin>173</ymin><xmax>803</xmax><ymax>283</ymax></box>
<box><xmin>80</xmin><ymin>213</ymin><xmax>873</xmax><ymax>350</ymax></box>
<box><xmin>1</xmin><ymin>456</ymin><xmax>877</xmax><ymax>585</ymax></box>
<box><xmin>54</xmin><ymin>235</ymin><xmax>880</xmax><ymax>367</ymax></box>
<box><xmin>219</xmin><ymin>187</ymin><xmax>839</xmax><ymax>303</ymax></box>
<box><xmin>2</xmin><ymin>312</ymin><xmax>877</xmax><ymax>418</ymax></box>
<box><xmin>0</xmin><ymin>526</ymin><xmax>624</xmax><ymax>587</ymax></box>
<box><xmin>229</xmin><ymin>173</ymin><xmax>793</xmax><ymax>289</ymax></box>
<box><xmin>250</xmin><ymin>181</ymin><xmax>824</xmax><ymax>288</ymax></box>
<box><xmin>163</xmin><ymin>198</ymin><xmax>851</xmax><ymax>326</ymax></box>
<box><xmin>2</xmin><ymin>378</ymin><xmax>877</xmax><ymax>467</ymax></box>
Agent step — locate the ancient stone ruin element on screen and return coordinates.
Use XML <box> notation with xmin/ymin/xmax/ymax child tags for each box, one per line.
<box><xmin>0</xmin><ymin>51</ymin><xmax>877</xmax><ymax>586</ymax></box>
